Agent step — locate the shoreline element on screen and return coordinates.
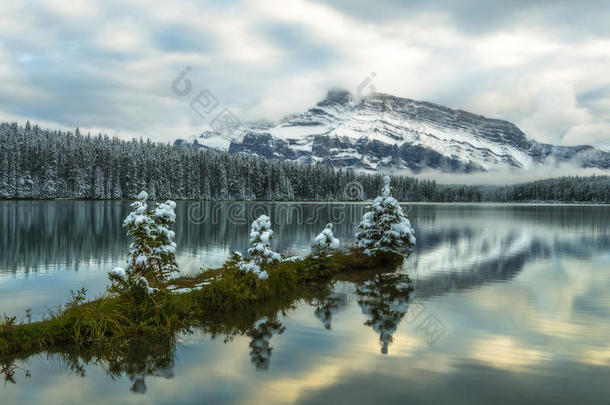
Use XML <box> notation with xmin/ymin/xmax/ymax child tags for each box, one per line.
<box><xmin>0</xmin><ymin>250</ymin><xmax>406</xmax><ymax>358</ymax></box>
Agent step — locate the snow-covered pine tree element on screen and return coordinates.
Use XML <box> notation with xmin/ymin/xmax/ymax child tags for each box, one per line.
<box><xmin>41</xmin><ymin>167</ymin><xmax>57</xmax><ymax>198</ymax></box>
<box><xmin>355</xmin><ymin>175</ymin><xmax>416</xmax><ymax>256</ymax></box>
<box><xmin>312</xmin><ymin>223</ymin><xmax>340</xmax><ymax>255</ymax></box>
<box><xmin>112</xmin><ymin>175</ymin><xmax>123</xmax><ymax>199</ymax></box>
<box><xmin>115</xmin><ymin>190</ymin><xmax>178</xmax><ymax>291</ymax></box>
<box><xmin>122</xmin><ymin>191</ymin><xmax>153</xmax><ymax>268</ymax></box>
<box><xmin>92</xmin><ymin>166</ymin><xmax>105</xmax><ymax>199</ymax></box>
<box><xmin>201</xmin><ymin>177</ymin><xmax>211</xmax><ymax>200</ymax></box>
<box><xmin>113</xmin><ymin>190</ymin><xmax>155</xmax><ymax>291</ymax></box>
<box><xmin>17</xmin><ymin>173</ymin><xmax>34</xmax><ymax>198</ymax></box>
<box><xmin>0</xmin><ymin>151</ymin><xmax>10</xmax><ymax>198</ymax></box>
<box><xmin>217</xmin><ymin>165</ymin><xmax>229</xmax><ymax>200</ymax></box>
<box><xmin>7</xmin><ymin>152</ymin><xmax>18</xmax><ymax>198</ymax></box>
<box><xmin>248</xmin><ymin>215</ymin><xmax>281</xmax><ymax>265</ymax></box>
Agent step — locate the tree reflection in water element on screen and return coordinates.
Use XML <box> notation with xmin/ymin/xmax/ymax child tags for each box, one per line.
<box><xmin>312</xmin><ymin>293</ymin><xmax>347</xmax><ymax>330</ymax></box>
<box><xmin>247</xmin><ymin>317</ymin><xmax>286</xmax><ymax>370</ymax></box>
<box><xmin>356</xmin><ymin>273</ymin><xmax>414</xmax><ymax>354</ymax></box>
<box><xmin>1</xmin><ymin>272</ymin><xmax>413</xmax><ymax>391</ymax></box>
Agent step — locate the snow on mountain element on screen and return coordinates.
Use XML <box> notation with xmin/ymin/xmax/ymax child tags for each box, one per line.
<box><xmin>174</xmin><ymin>89</ymin><xmax>610</xmax><ymax>173</ymax></box>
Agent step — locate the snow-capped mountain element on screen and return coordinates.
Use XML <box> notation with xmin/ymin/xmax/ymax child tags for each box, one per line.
<box><xmin>174</xmin><ymin>90</ymin><xmax>610</xmax><ymax>173</ymax></box>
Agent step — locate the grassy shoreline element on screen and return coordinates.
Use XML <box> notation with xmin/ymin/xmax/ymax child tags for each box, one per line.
<box><xmin>0</xmin><ymin>250</ymin><xmax>404</xmax><ymax>357</ymax></box>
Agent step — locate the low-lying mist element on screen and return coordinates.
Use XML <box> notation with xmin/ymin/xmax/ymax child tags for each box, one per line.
<box><xmin>402</xmin><ymin>163</ymin><xmax>608</xmax><ymax>186</ymax></box>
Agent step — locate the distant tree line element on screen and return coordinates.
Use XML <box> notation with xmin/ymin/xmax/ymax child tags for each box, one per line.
<box><xmin>0</xmin><ymin>122</ymin><xmax>608</xmax><ymax>202</ymax></box>
<box><xmin>483</xmin><ymin>175</ymin><xmax>610</xmax><ymax>203</ymax></box>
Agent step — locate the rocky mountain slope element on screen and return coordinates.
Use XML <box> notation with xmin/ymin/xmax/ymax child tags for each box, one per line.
<box><xmin>175</xmin><ymin>90</ymin><xmax>610</xmax><ymax>173</ymax></box>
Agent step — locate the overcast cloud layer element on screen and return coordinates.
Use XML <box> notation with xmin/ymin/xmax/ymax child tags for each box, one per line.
<box><xmin>0</xmin><ymin>0</ymin><xmax>609</xmax><ymax>148</ymax></box>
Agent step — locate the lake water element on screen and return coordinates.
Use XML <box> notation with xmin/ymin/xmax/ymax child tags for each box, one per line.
<box><xmin>1</xmin><ymin>201</ymin><xmax>609</xmax><ymax>404</ymax></box>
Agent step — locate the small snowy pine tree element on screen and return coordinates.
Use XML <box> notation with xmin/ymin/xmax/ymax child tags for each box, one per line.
<box><xmin>114</xmin><ymin>191</ymin><xmax>178</xmax><ymax>291</ymax></box>
<box><xmin>355</xmin><ymin>176</ymin><xmax>416</xmax><ymax>256</ymax></box>
<box><xmin>248</xmin><ymin>215</ymin><xmax>281</xmax><ymax>265</ymax></box>
<box><xmin>312</xmin><ymin>223</ymin><xmax>340</xmax><ymax>255</ymax></box>
<box><xmin>122</xmin><ymin>191</ymin><xmax>154</xmax><ymax>277</ymax></box>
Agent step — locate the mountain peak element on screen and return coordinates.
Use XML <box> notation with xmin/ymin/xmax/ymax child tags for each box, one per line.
<box><xmin>175</xmin><ymin>90</ymin><xmax>610</xmax><ymax>173</ymax></box>
<box><xmin>321</xmin><ymin>88</ymin><xmax>353</xmax><ymax>105</ymax></box>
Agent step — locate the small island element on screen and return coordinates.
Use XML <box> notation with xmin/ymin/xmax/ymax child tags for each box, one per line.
<box><xmin>1</xmin><ymin>177</ymin><xmax>415</xmax><ymax>358</ymax></box>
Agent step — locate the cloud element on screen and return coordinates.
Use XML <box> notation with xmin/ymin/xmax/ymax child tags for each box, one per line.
<box><xmin>0</xmin><ymin>0</ymin><xmax>608</xmax><ymax>148</ymax></box>
<box><xmin>313</xmin><ymin>0</ymin><xmax>610</xmax><ymax>38</ymax></box>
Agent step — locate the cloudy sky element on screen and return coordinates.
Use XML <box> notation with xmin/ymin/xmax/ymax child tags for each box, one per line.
<box><xmin>0</xmin><ymin>0</ymin><xmax>609</xmax><ymax>148</ymax></box>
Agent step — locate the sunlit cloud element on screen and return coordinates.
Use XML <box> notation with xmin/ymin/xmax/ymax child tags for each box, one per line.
<box><xmin>471</xmin><ymin>335</ymin><xmax>547</xmax><ymax>371</ymax></box>
<box><xmin>580</xmin><ymin>347</ymin><xmax>610</xmax><ymax>367</ymax></box>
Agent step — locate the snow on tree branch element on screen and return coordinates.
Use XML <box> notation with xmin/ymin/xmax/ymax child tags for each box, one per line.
<box><xmin>312</xmin><ymin>223</ymin><xmax>340</xmax><ymax>255</ymax></box>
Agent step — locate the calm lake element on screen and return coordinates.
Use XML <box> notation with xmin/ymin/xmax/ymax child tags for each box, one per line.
<box><xmin>1</xmin><ymin>201</ymin><xmax>609</xmax><ymax>404</ymax></box>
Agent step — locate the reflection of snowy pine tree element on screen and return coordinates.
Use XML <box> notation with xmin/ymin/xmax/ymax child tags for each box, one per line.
<box><xmin>64</xmin><ymin>335</ymin><xmax>178</xmax><ymax>395</ymax></box>
<box><xmin>246</xmin><ymin>318</ymin><xmax>285</xmax><ymax>370</ymax></box>
<box><xmin>129</xmin><ymin>359</ymin><xmax>175</xmax><ymax>395</ymax></box>
<box><xmin>356</xmin><ymin>274</ymin><xmax>413</xmax><ymax>354</ymax></box>
<box><xmin>356</xmin><ymin>176</ymin><xmax>416</xmax><ymax>256</ymax></box>
<box><xmin>313</xmin><ymin>293</ymin><xmax>345</xmax><ymax>330</ymax></box>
